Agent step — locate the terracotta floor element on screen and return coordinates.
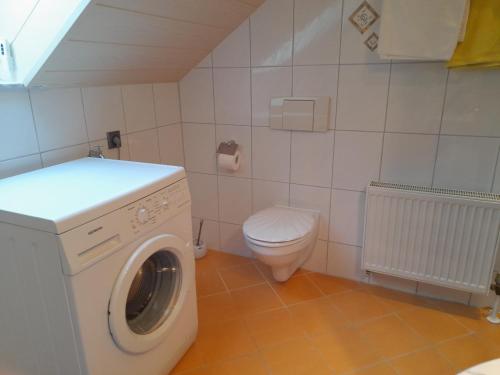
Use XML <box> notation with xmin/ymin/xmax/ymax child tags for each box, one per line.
<box><xmin>171</xmin><ymin>250</ymin><xmax>500</xmax><ymax>375</ymax></box>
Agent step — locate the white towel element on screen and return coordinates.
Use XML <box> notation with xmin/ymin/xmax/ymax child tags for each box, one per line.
<box><xmin>378</xmin><ymin>0</ymin><xmax>469</xmax><ymax>61</ymax></box>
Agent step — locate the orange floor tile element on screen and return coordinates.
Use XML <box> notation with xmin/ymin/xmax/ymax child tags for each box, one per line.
<box><xmin>171</xmin><ymin>250</ymin><xmax>500</xmax><ymax>374</ymax></box>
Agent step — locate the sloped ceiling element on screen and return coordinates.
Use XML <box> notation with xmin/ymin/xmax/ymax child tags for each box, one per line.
<box><xmin>29</xmin><ymin>0</ymin><xmax>264</xmax><ymax>87</ymax></box>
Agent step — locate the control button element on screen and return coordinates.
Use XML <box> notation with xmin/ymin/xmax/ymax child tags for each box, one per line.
<box><xmin>136</xmin><ymin>207</ymin><xmax>149</xmax><ymax>224</ymax></box>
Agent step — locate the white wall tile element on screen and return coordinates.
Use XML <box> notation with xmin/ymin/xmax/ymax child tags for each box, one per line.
<box><xmin>417</xmin><ymin>283</ymin><xmax>471</xmax><ymax>305</ymax></box>
<box><xmin>327</xmin><ymin>242</ymin><xmax>362</xmax><ymax>281</ymax></box>
<box><xmin>337</xmin><ymin>64</ymin><xmax>390</xmax><ymax>131</ymax></box>
<box><xmin>188</xmin><ymin>172</ymin><xmax>219</xmax><ymax>221</ymax></box>
<box><xmin>290</xmin><ymin>184</ymin><xmax>330</xmax><ymax>240</ymax></box>
<box><xmin>369</xmin><ymin>274</ymin><xmax>417</xmax><ymax>294</ymax></box>
<box><xmin>292</xmin><ymin>65</ymin><xmax>338</xmax><ymax>129</ymax></box>
<box><xmin>302</xmin><ymin>240</ymin><xmax>328</xmax><ymax>273</ymax></box>
<box><xmin>252</xmin><ymin>127</ymin><xmax>291</xmax><ymax>182</ymax></box>
<box><xmin>82</xmin><ymin>86</ymin><xmax>126</xmax><ymax>141</ymax></box>
<box><xmin>250</xmin><ymin>0</ymin><xmax>294</xmax><ymax>66</ymax></box>
<box><xmin>0</xmin><ymin>155</ymin><xmax>42</xmax><ymax>179</ymax></box>
<box><xmin>90</xmin><ymin>135</ymin><xmax>130</xmax><ymax>161</ymax></box>
<box><xmin>153</xmin><ymin>83</ymin><xmax>181</xmax><ymax>126</ymax></box>
<box><xmin>121</xmin><ymin>84</ymin><xmax>156</xmax><ymax>132</ymax></box>
<box><xmin>340</xmin><ymin>0</ymin><xmax>383</xmax><ymax>64</ymax></box>
<box><xmin>218</xmin><ymin>176</ymin><xmax>252</xmax><ymax>224</ymax></box>
<box><xmin>330</xmin><ymin>189</ymin><xmax>365</xmax><ymax>246</ymax></box>
<box><xmin>333</xmin><ymin>131</ymin><xmax>383</xmax><ymax>191</ymax></box>
<box><xmin>213</xmin><ymin>20</ymin><xmax>250</xmax><ymax>67</ymax></box>
<box><xmin>158</xmin><ymin>124</ymin><xmax>184</xmax><ymax>166</ymax></box>
<box><xmin>213</xmin><ymin>68</ymin><xmax>251</xmax><ymax>125</ymax></box>
<box><xmin>182</xmin><ymin>123</ymin><xmax>216</xmax><ymax>173</ymax></box>
<box><xmin>180</xmin><ymin>68</ymin><xmax>214</xmax><ymax>123</ymax></box>
<box><xmin>127</xmin><ymin>128</ymin><xmax>160</xmax><ymax>163</ymax></box>
<box><xmin>41</xmin><ymin>143</ymin><xmax>89</xmax><ymax>167</ymax></box>
<box><xmin>30</xmin><ymin>88</ymin><xmax>87</xmax><ymax>152</ymax></box>
<box><xmin>386</xmin><ymin>63</ymin><xmax>447</xmax><ymax>134</ymax></box>
<box><xmin>293</xmin><ymin>0</ymin><xmax>342</xmax><ymax>65</ymax></box>
<box><xmin>290</xmin><ymin>131</ymin><xmax>334</xmax><ymax>187</ymax></box>
<box><xmin>0</xmin><ymin>91</ymin><xmax>38</xmax><ymax>160</ymax></box>
<box><xmin>219</xmin><ymin>222</ymin><xmax>252</xmax><ymax>257</ymax></box>
<box><xmin>251</xmin><ymin>67</ymin><xmax>292</xmax><ymax>126</ymax></box>
<box><xmin>216</xmin><ymin>125</ymin><xmax>251</xmax><ymax>178</ymax></box>
<box><xmin>192</xmin><ymin>217</ymin><xmax>220</xmax><ymax>250</ymax></box>
<box><xmin>434</xmin><ymin>136</ymin><xmax>499</xmax><ymax>192</ymax></box>
<box><xmin>380</xmin><ymin>133</ymin><xmax>438</xmax><ymax>186</ymax></box>
<box><xmin>442</xmin><ymin>69</ymin><xmax>500</xmax><ymax>137</ymax></box>
<box><xmin>252</xmin><ymin>179</ymin><xmax>289</xmax><ymax>213</ymax></box>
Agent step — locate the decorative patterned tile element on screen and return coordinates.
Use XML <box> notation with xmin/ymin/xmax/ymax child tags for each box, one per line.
<box><xmin>364</xmin><ymin>32</ymin><xmax>378</xmax><ymax>51</ymax></box>
<box><xmin>349</xmin><ymin>1</ymin><xmax>379</xmax><ymax>34</ymax></box>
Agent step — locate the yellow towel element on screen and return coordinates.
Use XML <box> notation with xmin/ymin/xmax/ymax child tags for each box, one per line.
<box><xmin>448</xmin><ymin>0</ymin><xmax>500</xmax><ymax>68</ymax></box>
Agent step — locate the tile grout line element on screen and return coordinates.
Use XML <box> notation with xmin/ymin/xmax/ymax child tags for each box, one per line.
<box><xmin>78</xmin><ymin>87</ymin><xmax>91</xmax><ymax>152</ymax></box>
<box><xmin>176</xmin><ymin>120</ymin><xmax>500</xmax><ymax>138</ymax></box>
<box><xmin>430</xmin><ymin>69</ymin><xmax>450</xmax><ymax>188</ymax></box>
<box><xmin>287</xmin><ymin>0</ymin><xmax>296</xmax><ymax>206</ymax></box>
<box><xmin>118</xmin><ymin>86</ymin><xmax>132</xmax><ymax>160</ymax></box>
<box><xmin>177</xmin><ymin>81</ymin><xmax>188</xmax><ymax>168</ymax></box>
<box><xmin>489</xmin><ymin>144</ymin><xmax>500</xmax><ymax>193</ymax></box>
<box><xmin>248</xmin><ymin>16</ymin><xmax>255</xmax><ymax>217</ymax></box>
<box><xmin>377</xmin><ymin>61</ymin><xmax>392</xmax><ymax>181</ymax></box>
<box><xmin>150</xmin><ymin>84</ymin><xmax>163</xmax><ymax>163</ymax></box>
<box><xmin>326</xmin><ymin>0</ymin><xmax>345</xmax><ymax>265</ymax></box>
<box><xmin>208</xmin><ymin>53</ymin><xmax>224</xmax><ymax>250</ymax></box>
<box><xmin>26</xmin><ymin>90</ymin><xmax>44</xmax><ymax>167</ymax></box>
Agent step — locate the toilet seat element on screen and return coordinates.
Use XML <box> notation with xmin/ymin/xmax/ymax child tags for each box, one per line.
<box><xmin>243</xmin><ymin>206</ymin><xmax>315</xmax><ymax>244</ymax></box>
<box><xmin>245</xmin><ymin>235</ymin><xmax>307</xmax><ymax>248</ymax></box>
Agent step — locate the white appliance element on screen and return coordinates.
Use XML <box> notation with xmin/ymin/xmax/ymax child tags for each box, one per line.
<box><xmin>0</xmin><ymin>158</ymin><xmax>197</xmax><ymax>375</ymax></box>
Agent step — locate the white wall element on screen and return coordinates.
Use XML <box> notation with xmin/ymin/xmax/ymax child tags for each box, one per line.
<box><xmin>178</xmin><ymin>0</ymin><xmax>500</xmax><ymax>306</ymax></box>
<box><xmin>0</xmin><ymin>83</ymin><xmax>183</xmax><ymax>178</ymax></box>
<box><xmin>0</xmin><ymin>0</ymin><xmax>39</xmax><ymax>42</ymax></box>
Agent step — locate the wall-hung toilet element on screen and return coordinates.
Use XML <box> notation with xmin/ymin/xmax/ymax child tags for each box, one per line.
<box><xmin>243</xmin><ymin>206</ymin><xmax>319</xmax><ymax>282</ymax></box>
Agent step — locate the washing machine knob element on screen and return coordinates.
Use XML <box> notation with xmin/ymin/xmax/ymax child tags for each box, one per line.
<box><xmin>136</xmin><ymin>207</ymin><xmax>149</xmax><ymax>224</ymax></box>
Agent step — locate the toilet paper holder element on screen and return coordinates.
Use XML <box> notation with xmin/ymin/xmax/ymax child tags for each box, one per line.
<box><xmin>217</xmin><ymin>140</ymin><xmax>239</xmax><ymax>156</ymax></box>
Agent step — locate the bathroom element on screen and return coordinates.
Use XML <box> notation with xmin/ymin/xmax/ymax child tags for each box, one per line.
<box><xmin>0</xmin><ymin>0</ymin><xmax>499</xmax><ymax>374</ymax></box>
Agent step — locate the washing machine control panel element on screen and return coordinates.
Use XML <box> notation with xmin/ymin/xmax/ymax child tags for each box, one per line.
<box><xmin>125</xmin><ymin>179</ymin><xmax>190</xmax><ymax>236</ymax></box>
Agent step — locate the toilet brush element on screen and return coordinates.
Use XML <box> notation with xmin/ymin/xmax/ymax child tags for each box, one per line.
<box><xmin>196</xmin><ymin>219</ymin><xmax>204</xmax><ymax>247</ymax></box>
<box><xmin>194</xmin><ymin>219</ymin><xmax>207</xmax><ymax>259</ymax></box>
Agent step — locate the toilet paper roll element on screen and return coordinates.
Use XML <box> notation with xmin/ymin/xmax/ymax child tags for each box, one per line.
<box><xmin>217</xmin><ymin>150</ymin><xmax>240</xmax><ymax>171</ymax></box>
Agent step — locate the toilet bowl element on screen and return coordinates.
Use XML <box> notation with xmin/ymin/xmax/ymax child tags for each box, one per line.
<box><xmin>243</xmin><ymin>206</ymin><xmax>319</xmax><ymax>282</ymax></box>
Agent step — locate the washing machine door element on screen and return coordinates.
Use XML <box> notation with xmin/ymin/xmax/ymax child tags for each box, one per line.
<box><xmin>108</xmin><ymin>233</ymin><xmax>192</xmax><ymax>354</ymax></box>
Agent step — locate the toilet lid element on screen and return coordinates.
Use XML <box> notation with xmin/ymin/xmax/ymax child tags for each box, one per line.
<box><xmin>243</xmin><ymin>206</ymin><xmax>315</xmax><ymax>243</ymax></box>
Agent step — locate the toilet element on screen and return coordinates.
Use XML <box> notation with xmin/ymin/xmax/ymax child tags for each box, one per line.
<box><xmin>243</xmin><ymin>206</ymin><xmax>319</xmax><ymax>282</ymax></box>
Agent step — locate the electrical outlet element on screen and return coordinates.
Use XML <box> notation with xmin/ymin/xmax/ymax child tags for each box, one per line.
<box><xmin>0</xmin><ymin>38</ymin><xmax>14</xmax><ymax>82</ymax></box>
<box><xmin>107</xmin><ymin>131</ymin><xmax>121</xmax><ymax>149</ymax></box>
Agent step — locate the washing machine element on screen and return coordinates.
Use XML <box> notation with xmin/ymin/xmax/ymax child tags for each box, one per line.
<box><xmin>0</xmin><ymin>158</ymin><xmax>197</xmax><ymax>375</ymax></box>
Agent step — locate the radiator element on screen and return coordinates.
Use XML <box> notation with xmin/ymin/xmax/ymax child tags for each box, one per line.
<box><xmin>363</xmin><ymin>182</ymin><xmax>500</xmax><ymax>294</ymax></box>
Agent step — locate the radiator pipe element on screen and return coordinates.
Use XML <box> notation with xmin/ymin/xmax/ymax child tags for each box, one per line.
<box><xmin>487</xmin><ymin>272</ymin><xmax>500</xmax><ymax>324</ymax></box>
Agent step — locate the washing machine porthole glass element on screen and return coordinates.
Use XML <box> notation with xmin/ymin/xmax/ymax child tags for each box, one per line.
<box><xmin>125</xmin><ymin>250</ymin><xmax>182</xmax><ymax>335</ymax></box>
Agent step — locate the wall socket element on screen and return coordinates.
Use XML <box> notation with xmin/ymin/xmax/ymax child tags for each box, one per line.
<box><xmin>0</xmin><ymin>38</ymin><xmax>14</xmax><ymax>82</ymax></box>
<box><xmin>106</xmin><ymin>131</ymin><xmax>121</xmax><ymax>149</ymax></box>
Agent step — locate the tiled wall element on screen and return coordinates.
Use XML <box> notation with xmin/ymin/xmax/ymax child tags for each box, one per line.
<box><xmin>0</xmin><ymin>83</ymin><xmax>183</xmax><ymax>178</ymax></box>
<box><xmin>179</xmin><ymin>0</ymin><xmax>500</xmax><ymax>306</ymax></box>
